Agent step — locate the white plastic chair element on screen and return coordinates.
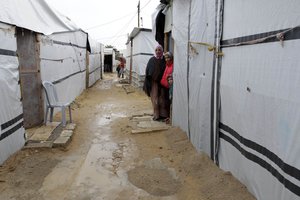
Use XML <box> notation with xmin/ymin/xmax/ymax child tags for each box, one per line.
<box><xmin>42</xmin><ymin>81</ymin><xmax>72</xmax><ymax>126</ymax></box>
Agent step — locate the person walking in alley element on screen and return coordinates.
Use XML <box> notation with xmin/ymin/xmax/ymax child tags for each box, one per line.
<box><xmin>143</xmin><ymin>45</ymin><xmax>169</xmax><ymax>121</ymax></box>
<box><xmin>117</xmin><ymin>57</ymin><xmax>125</xmax><ymax>78</ymax></box>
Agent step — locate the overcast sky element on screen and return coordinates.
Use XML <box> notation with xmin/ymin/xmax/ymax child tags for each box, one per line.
<box><xmin>45</xmin><ymin>0</ymin><xmax>159</xmax><ymax>50</ymax></box>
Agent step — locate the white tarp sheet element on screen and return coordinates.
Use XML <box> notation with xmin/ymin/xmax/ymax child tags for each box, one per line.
<box><xmin>0</xmin><ymin>22</ymin><xmax>25</xmax><ymax>164</ymax></box>
<box><xmin>218</xmin><ymin>1</ymin><xmax>300</xmax><ymax>199</ymax></box>
<box><xmin>40</xmin><ymin>30</ymin><xmax>87</xmax><ymax>108</ymax></box>
<box><xmin>88</xmin><ymin>37</ymin><xmax>102</xmax><ymax>87</ymax></box>
<box><xmin>222</xmin><ymin>0</ymin><xmax>300</xmax><ymax>40</ymax></box>
<box><xmin>172</xmin><ymin>0</ymin><xmax>215</xmax><ymax>154</ymax></box>
<box><xmin>0</xmin><ymin>0</ymin><xmax>78</xmax><ymax>35</ymax></box>
<box><xmin>172</xmin><ymin>0</ymin><xmax>300</xmax><ymax>199</ymax></box>
<box><xmin>126</xmin><ymin>28</ymin><xmax>157</xmax><ymax>76</ymax></box>
<box><xmin>172</xmin><ymin>0</ymin><xmax>189</xmax><ymax>135</ymax></box>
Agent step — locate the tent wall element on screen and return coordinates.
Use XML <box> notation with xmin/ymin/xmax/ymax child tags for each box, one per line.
<box><xmin>172</xmin><ymin>0</ymin><xmax>215</xmax><ymax>154</ymax></box>
<box><xmin>130</xmin><ymin>29</ymin><xmax>157</xmax><ymax>76</ymax></box>
<box><xmin>218</xmin><ymin>1</ymin><xmax>300</xmax><ymax>199</ymax></box>
<box><xmin>88</xmin><ymin>37</ymin><xmax>102</xmax><ymax>87</ymax></box>
<box><xmin>0</xmin><ymin>22</ymin><xmax>25</xmax><ymax>164</ymax></box>
<box><xmin>126</xmin><ymin>28</ymin><xmax>157</xmax><ymax>88</ymax></box>
<box><xmin>172</xmin><ymin>0</ymin><xmax>300</xmax><ymax>199</ymax></box>
<box><xmin>187</xmin><ymin>0</ymin><xmax>215</xmax><ymax>154</ymax></box>
<box><xmin>172</xmin><ymin>0</ymin><xmax>190</xmax><ymax>136</ymax></box>
<box><xmin>40</xmin><ymin>30</ymin><xmax>87</xmax><ymax>114</ymax></box>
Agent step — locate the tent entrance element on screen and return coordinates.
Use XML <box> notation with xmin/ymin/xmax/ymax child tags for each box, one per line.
<box><xmin>104</xmin><ymin>55</ymin><xmax>112</xmax><ymax>72</ymax></box>
<box><xmin>17</xmin><ymin>28</ymin><xmax>44</xmax><ymax>128</ymax></box>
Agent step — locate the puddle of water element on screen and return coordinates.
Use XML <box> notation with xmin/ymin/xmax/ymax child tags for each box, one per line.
<box><xmin>74</xmin><ymin>143</ymin><xmax>130</xmax><ymax>197</ymax></box>
<box><xmin>127</xmin><ymin>158</ymin><xmax>181</xmax><ymax>197</ymax></box>
<box><xmin>97</xmin><ymin>80</ymin><xmax>113</xmax><ymax>90</ymax></box>
<box><xmin>111</xmin><ymin>112</ymin><xmax>127</xmax><ymax>118</ymax></box>
<box><xmin>97</xmin><ymin>116</ymin><xmax>111</xmax><ymax>126</ymax></box>
<box><xmin>96</xmin><ymin>112</ymin><xmax>127</xmax><ymax>127</ymax></box>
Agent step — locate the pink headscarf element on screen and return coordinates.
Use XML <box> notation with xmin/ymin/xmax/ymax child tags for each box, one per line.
<box><xmin>155</xmin><ymin>45</ymin><xmax>163</xmax><ymax>59</ymax></box>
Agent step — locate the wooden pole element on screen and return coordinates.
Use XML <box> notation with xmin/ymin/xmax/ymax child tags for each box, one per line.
<box><xmin>129</xmin><ymin>39</ymin><xmax>133</xmax><ymax>84</ymax></box>
<box><xmin>137</xmin><ymin>1</ymin><xmax>140</xmax><ymax>27</ymax></box>
<box><xmin>164</xmin><ymin>33</ymin><xmax>169</xmax><ymax>52</ymax></box>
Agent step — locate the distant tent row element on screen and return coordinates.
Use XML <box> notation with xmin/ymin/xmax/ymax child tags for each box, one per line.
<box><xmin>125</xmin><ymin>0</ymin><xmax>300</xmax><ymax>199</ymax></box>
<box><xmin>0</xmin><ymin>0</ymin><xmax>104</xmax><ymax>164</ymax></box>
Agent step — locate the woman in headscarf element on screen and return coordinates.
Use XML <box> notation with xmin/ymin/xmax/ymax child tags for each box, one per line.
<box><xmin>143</xmin><ymin>45</ymin><xmax>169</xmax><ymax>121</ymax></box>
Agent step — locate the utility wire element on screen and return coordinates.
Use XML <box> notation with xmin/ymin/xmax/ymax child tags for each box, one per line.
<box><xmin>84</xmin><ymin>0</ymin><xmax>153</xmax><ymax>31</ymax></box>
<box><xmin>96</xmin><ymin>33</ymin><xmax>128</xmax><ymax>40</ymax></box>
<box><xmin>141</xmin><ymin>0</ymin><xmax>152</xmax><ymax>9</ymax></box>
<box><xmin>110</xmin><ymin>12</ymin><xmax>138</xmax><ymax>45</ymax></box>
<box><xmin>85</xmin><ymin>11</ymin><xmax>136</xmax><ymax>30</ymax></box>
<box><xmin>109</xmin><ymin>0</ymin><xmax>153</xmax><ymax>45</ymax></box>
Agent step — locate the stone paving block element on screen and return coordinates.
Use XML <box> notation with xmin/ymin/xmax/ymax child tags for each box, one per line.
<box><xmin>137</xmin><ymin>121</ymin><xmax>169</xmax><ymax>129</ymax></box>
<box><xmin>23</xmin><ymin>141</ymin><xmax>53</xmax><ymax>149</ymax></box>
<box><xmin>61</xmin><ymin>130</ymin><xmax>73</xmax><ymax>138</ymax></box>
<box><xmin>132</xmin><ymin>116</ymin><xmax>152</xmax><ymax>122</ymax></box>
<box><xmin>53</xmin><ymin>136</ymin><xmax>71</xmax><ymax>147</ymax></box>
<box><xmin>28</xmin><ymin>122</ymin><xmax>60</xmax><ymax>141</ymax></box>
<box><xmin>65</xmin><ymin>123</ymin><xmax>76</xmax><ymax>130</ymax></box>
<box><xmin>131</xmin><ymin>126</ymin><xmax>169</xmax><ymax>134</ymax></box>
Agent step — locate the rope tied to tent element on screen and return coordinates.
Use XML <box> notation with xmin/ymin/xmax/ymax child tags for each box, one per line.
<box><xmin>221</xmin><ymin>25</ymin><xmax>300</xmax><ymax>48</ymax></box>
<box><xmin>188</xmin><ymin>41</ymin><xmax>224</xmax><ymax>57</ymax></box>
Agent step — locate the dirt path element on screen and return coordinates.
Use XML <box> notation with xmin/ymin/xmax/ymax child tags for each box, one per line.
<box><xmin>0</xmin><ymin>74</ymin><xmax>255</xmax><ymax>200</ymax></box>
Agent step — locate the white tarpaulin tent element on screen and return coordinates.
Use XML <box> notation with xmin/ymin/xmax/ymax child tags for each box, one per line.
<box><xmin>0</xmin><ymin>22</ymin><xmax>25</xmax><ymax>164</ymax></box>
<box><xmin>40</xmin><ymin>30</ymin><xmax>88</xmax><ymax>106</ymax></box>
<box><xmin>126</xmin><ymin>27</ymin><xmax>158</xmax><ymax>87</ymax></box>
<box><xmin>172</xmin><ymin>0</ymin><xmax>215</xmax><ymax>156</ymax></box>
<box><xmin>0</xmin><ymin>0</ymin><xmax>78</xmax><ymax>35</ymax></box>
<box><xmin>172</xmin><ymin>0</ymin><xmax>300</xmax><ymax>199</ymax></box>
<box><xmin>0</xmin><ymin>0</ymin><xmax>89</xmax><ymax>164</ymax></box>
<box><xmin>88</xmin><ymin>37</ymin><xmax>103</xmax><ymax>87</ymax></box>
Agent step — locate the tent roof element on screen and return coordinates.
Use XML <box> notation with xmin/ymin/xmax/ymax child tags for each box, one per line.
<box><xmin>126</xmin><ymin>27</ymin><xmax>152</xmax><ymax>44</ymax></box>
<box><xmin>0</xmin><ymin>0</ymin><xmax>80</xmax><ymax>35</ymax></box>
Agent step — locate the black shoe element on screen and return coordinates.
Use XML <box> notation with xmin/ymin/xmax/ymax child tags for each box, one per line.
<box><xmin>153</xmin><ymin>117</ymin><xmax>159</xmax><ymax>121</ymax></box>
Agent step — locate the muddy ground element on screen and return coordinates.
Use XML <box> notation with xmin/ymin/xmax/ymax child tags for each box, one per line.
<box><xmin>0</xmin><ymin>74</ymin><xmax>255</xmax><ymax>200</ymax></box>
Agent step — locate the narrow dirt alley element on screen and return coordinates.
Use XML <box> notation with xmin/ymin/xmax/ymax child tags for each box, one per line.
<box><xmin>0</xmin><ymin>74</ymin><xmax>255</xmax><ymax>200</ymax></box>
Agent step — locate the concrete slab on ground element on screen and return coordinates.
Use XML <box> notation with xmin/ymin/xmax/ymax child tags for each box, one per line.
<box><xmin>122</xmin><ymin>85</ymin><xmax>135</xmax><ymax>94</ymax></box>
<box><xmin>137</xmin><ymin>121</ymin><xmax>169</xmax><ymax>129</ymax></box>
<box><xmin>131</xmin><ymin>114</ymin><xmax>170</xmax><ymax>134</ymax></box>
<box><xmin>27</xmin><ymin>122</ymin><xmax>60</xmax><ymax>141</ymax></box>
<box><xmin>24</xmin><ymin>122</ymin><xmax>76</xmax><ymax>148</ymax></box>
<box><xmin>53</xmin><ymin>135</ymin><xmax>72</xmax><ymax>147</ymax></box>
<box><xmin>132</xmin><ymin>116</ymin><xmax>153</xmax><ymax>122</ymax></box>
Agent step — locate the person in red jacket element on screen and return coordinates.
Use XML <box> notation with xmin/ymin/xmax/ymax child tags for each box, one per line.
<box><xmin>160</xmin><ymin>52</ymin><xmax>173</xmax><ymax>88</ymax></box>
<box><xmin>160</xmin><ymin>52</ymin><xmax>173</xmax><ymax>123</ymax></box>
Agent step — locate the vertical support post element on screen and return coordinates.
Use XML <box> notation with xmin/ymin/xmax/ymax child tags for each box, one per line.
<box><xmin>129</xmin><ymin>39</ymin><xmax>133</xmax><ymax>84</ymax></box>
<box><xmin>164</xmin><ymin>33</ymin><xmax>169</xmax><ymax>52</ymax></box>
<box><xmin>137</xmin><ymin>1</ymin><xmax>140</xmax><ymax>28</ymax></box>
<box><xmin>186</xmin><ymin>0</ymin><xmax>192</xmax><ymax>140</ymax></box>
<box><xmin>86</xmin><ymin>50</ymin><xmax>90</xmax><ymax>88</ymax></box>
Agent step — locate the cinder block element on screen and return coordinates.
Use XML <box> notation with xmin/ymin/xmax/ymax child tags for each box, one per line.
<box><xmin>65</xmin><ymin>123</ymin><xmax>76</xmax><ymax>130</ymax></box>
<box><xmin>61</xmin><ymin>130</ymin><xmax>73</xmax><ymax>138</ymax></box>
<box><xmin>53</xmin><ymin>136</ymin><xmax>71</xmax><ymax>147</ymax></box>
